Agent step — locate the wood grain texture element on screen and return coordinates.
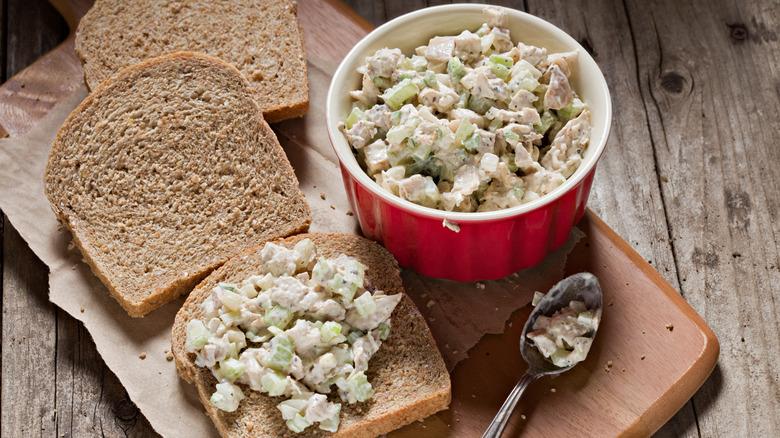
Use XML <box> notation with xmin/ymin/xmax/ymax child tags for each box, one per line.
<box><xmin>1</xmin><ymin>0</ymin><xmax>777</xmax><ymax>437</ymax></box>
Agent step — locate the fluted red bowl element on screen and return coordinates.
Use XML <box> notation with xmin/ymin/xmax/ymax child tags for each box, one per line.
<box><xmin>326</xmin><ymin>4</ymin><xmax>611</xmax><ymax>281</ymax></box>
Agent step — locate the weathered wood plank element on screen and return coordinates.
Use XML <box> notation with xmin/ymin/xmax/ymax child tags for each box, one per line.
<box><xmin>1</xmin><ymin>215</ymin><xmax>58</xmax><ymax>437</ymax></box>
<box><xmin>625</xmin><ymin>0</ymin><xmax>780</xmax><ymax>436</ymax></box>
<box><xmin>519</xmin><ymin>1</ymin><xmax>698</xmax><ymax>436</ymax></box>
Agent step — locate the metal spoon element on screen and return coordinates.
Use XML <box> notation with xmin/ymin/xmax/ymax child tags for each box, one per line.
<box><xmin>482</xmin><ymin>272</ymin><xmax>603</xmax><ymax>438</ymax></box>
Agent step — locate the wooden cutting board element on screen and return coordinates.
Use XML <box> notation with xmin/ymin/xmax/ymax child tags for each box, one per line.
<box><xmin>0</xmin><ymin>0</ymin><xmax>718</xmax><ymax>436</ymax></box>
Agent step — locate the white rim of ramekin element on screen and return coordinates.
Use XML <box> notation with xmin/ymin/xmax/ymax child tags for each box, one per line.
<box><xmin>326</xmin><ymin>3</ymin><xmax>612</xmax><ymax>223</ymax></box>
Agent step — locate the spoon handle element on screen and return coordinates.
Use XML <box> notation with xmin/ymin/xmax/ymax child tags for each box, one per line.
<box><xmin>482</xmin><ymin>371</ymin><xmax>537</xmax><ymax>438</ymax></box>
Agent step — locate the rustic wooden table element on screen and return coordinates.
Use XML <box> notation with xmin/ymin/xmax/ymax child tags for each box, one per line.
<box><xmin>1</xmin><ymin>0</ymin><xmax>778</xmax><ymax>437</ymax></box>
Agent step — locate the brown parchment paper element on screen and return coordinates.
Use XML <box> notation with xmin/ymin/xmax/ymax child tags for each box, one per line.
<box><xmin>0</xmin><ymin>55</ymin><xmax>579</xmax><ymax>437</ymax></box>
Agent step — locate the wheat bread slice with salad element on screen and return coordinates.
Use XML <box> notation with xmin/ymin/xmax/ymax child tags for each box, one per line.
<box><xmin>172</xmin><ymin>233</ymin><xmax>451</xmax><ymax>437</ymax></box>
<box><xmin>75</xmin><ymin>0</ymin><xmax>309</xmax><ymax>123</ymax></box>
<box><xmin>44</xmin><ymin>52</ymin><xmax>311</xmax><ymax>317</ymax></box>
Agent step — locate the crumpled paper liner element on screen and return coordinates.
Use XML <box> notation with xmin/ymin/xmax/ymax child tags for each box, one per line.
<box><xmin>0</xmin><ymin>55</ymin><xmax>579</xmax><ymax>437</ymax></box>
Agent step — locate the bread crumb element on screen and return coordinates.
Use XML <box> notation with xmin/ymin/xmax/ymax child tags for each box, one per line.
<box><xmin>520</xmin><ymin>414</ymin><xmax>527</xmax><ymax>420</ymax></box>
<box><xmin>550</xmin><ymin>388</ymin><xmax>556</xmax><ymax>393</ymax></box>
<box><xmin>426</xmin><ymin>300</ymin><xmax>435</xmax><ymax>308</ymax></box>
<box><xmin>607</xmin><ymin>360</ymin><xmax>613</xmax><ymax>367</ymax></box>
<box><xmin>245</xmin><ymin>420</ymin><xmax>254</xmax><ymax>432</ymax></box>
<box><xmin>475</xmin><ymin>282</ymin><xmax>486</xmax><ymax>289</ymax></box>
<box><xmin>313</xmin><ymin>184</ymin><xmax>317</xmax><ymax>188</ymax></box>
<box><xmin>320</xmin><ymin>192</ymin><xmax>326</xmax><ymax>200</ymax></box>
<box><xmin>158</xmin><ymin>371</ymin><xmax>162</xmax><ymax>375</ymax></box>
<box><xmin>80</xmin><ymin>307</ymin><xmax>84</xmax><ymax>313</ymax></box>
<box><xmin>57</xmin><ymin>223</ymin><xmax>63</xmax><ymax>231</ymax></box>
<box><xmin>608</xmin><ymin>299</ymin><xmax>614</xmax><ymax>306</ymax></box>
<box><xmin>665</xmin><ymin>323</ymin><xmax>674</xmax><ymax>331</ymax></box>
<box><xmin>164</xmin><ymin>349</ymin><xmax>169</xmax><ymax>354</ymax></box>
<box><xmin>642</xmin><ymin>330</ymin><xmax>646</xmax><ymax>334</ymax></box>
<box><xmin>72</xmin><ymin>264</ymin><xmax>78</xmax><ymax>270</ymax></box>
<box><xmin>139</xmin><ymin>353</ymin><xmax>147</xmax><ymax>360</ymax></box>
<box><xmin>640</xmin><ymin>355</ymin><xmax>646</xmax><ymax>360</ymax></box>
<box><xmin>330</xmin><ymin>205</ymin><xmax>335</xmax><ymax>210</ymax></box>
<box><xmin>346</xmin><ymin>210</ymin><xmax>354</xmax><ymax>216</ymax></box>
<box><xmin>452</xmin><ymin>350</ymin><xmax>458</xmax><ymax>355</ymax></box>
<box><xmin>166</xmin><ymin>353</ymin><xmax>174</xmax><ymax>361</ymax></box>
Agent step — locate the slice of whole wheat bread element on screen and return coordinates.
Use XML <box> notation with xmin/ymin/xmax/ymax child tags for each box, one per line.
<box><xmin>44</xmin><ymin>52</ymin><xmax>311</xmax><ymax>317</ymax></box>
<box><xmin>75</xmin><ymin>0</ymin><xmax>309</xmax><ymax>123</ymax></box>
<box><xmin>172</xmin><ymin>233</ymin><xmax>451</xmax><ymax>437</ymax></box>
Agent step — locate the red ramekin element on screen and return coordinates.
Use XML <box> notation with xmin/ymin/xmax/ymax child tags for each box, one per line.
<box><xmin>326</xmin><ymin>4</ymin><xmax>612</xmax><ymax>281</ymax></box>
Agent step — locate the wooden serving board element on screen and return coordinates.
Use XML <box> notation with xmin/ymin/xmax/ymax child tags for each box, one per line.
<box><xmin>0</xmin><ymin>0</ymin><xmax>718</xmax><ymax>437</ymax></box>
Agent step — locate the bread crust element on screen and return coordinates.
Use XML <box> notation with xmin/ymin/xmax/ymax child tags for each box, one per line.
<box><xmin>75</xmin><ymin>0</ymin><xmax>309</xmax><ymax>122</ymax></box>
<box><xmin>44</xmin><ymin>52</ymin><xmax>311</xmax><ymax>317</ymax></box>
<box><xmin>172</xmin><ymin>233</ymin><xmax>451</xmax><ymax>437</ymax></box>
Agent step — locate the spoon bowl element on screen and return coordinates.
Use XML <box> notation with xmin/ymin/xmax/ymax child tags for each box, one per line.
<box><xmin>483</xmin><ymin>272</ymin><xmax>603</xmax><ymax>438</ymax></box>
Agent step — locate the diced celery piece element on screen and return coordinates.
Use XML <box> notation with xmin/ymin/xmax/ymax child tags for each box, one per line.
<box><xmin>475</xmin><ymin>182</ymin><xmax>489</xmax><ymax>199</ymax></box>
<box><xmin>347</xmin><ymin>371</ymin><xmax>374</xmax><ymax>402</ymax></box>
<box><xmin>262</xmin><ymin>371</ymin><xmax>289</xmax><ymax>396</ymax></box>
<box><xmin>467</xmin><ymin>95</ymin><xmax>494</xmax><ymax>114</ymax></box>
<box><xmin>218</xmin><ymin>283</ymin><xmax>236</xmax><ymax>291</ymax></box>
<box><xmin>318</xmin><ymin>403</ymin><xmax>342</xmax><ymax>432</ymax></box>
<box><xmin>513</xmin><ymin>187</ymin><xmax>525</xmax><ymax>200</ymax></box>
<box><xmin>262</xmin><ymin>334</ymin><xmax>295</xmax><ymax>372</ymax></box>
<box><xmin>278</xmin><ymin>399</ymin><xmax>307</xmax><ymax>420</ymax></box>
<box><xmin>411</xmin><ymin>141</ymin><xmax>432</xmax><ymax>161</ymax></box>
<box><xmin>405</xmin><ymin>154</ymin><xmax>429</xmax><ymax>176</ymax></box>
<box><xmin>489</xmin><ymin>54</ymin><xmax>514</xmax><ymax>68</ymax></box>
<box><xmin>423</xmin><ymin>70</ymin><xmax>439</xmax><ymax>89</ymax></box>
<box><xmin>329</xmin><ymin>273</ymin><xmax>358</xmax><ymax>302</ymax></box>
<box><xmin>491</xmin><ymin>61</ymin><xmax>510</xmax><ymax>81</ymax></box>
<box><xmin>346</xmin><ymin>330</ymin><xmax>363</xmax><ymax>345</ymax></box>
<box><xmin>219</xmin><ymin>357</ymin><xmax>245</xmax><ymax>381</ymax></box>
<box><xmin>376</xmin><ymin>323</ymin><xmax>391</xmax><ymax>341</ymax></box>
<box><xmin>371</xmin><ymin>76</ymin><xmax>392</xmax><ymax>89</ymax></box>
<box><xmin>509</xmin><ymin>68</ymin><xmax>539</xmax><ymax>92</ymax></box>
<box><xmin>221</xmin><ymin>289</ymin><xmax>243</xmax><ymax>312</ymax></box>
<box><xmin>422</xmin><ymin>176</ymin><xmax>441</xmax><ymax>205</ymax></box>
<box><xmin>268</xmin><ymin>326</ymin><xmax>284</xmax><ymax>336</ymax></box>
<box><xmin>185</xmin><ymin>320</ymin><xmax>209</xmax><ymax>352</ymax></box>
<box><xmin>551</xmin><ymin>348</ymin><xmax>572</xmax><ymax>367</ymax></box>
<box><xmin>454</xmin><ymin>118</ymin><xmax>475</xmax><ymax>142</ymax></box>
<box><xmin>464</xmin><ymin>133</ymin><xmax>481</xmax><ymax>151</ymax></box>
<box><xmin>239</xmin><ymin>283</ymin><xmax>258</xmax><ymax>299</ymax></box>
<box><xmin>488</xmin><ymin>117</ymin><xmax>503</xmax><ymax>132</ymax></box>
<box><xmin>353</xmin><ymin>293</ymin><xmax>377</xmax><ymax>317</ymax></box>
<box><xmin>386</xmin><ymin>123</ymin><xmax>415</xmax><ymax>145</ymax></box>
<box><xmin>321</xmin><ymin>321</ymin><xmax>343</xmax><ymax>343</ymax></box>
<box><xmin>345</xmin><ymin>107</ymin><xmax>364</xmax><ymax>129</ymax></box>
<box><xmin>390</xmin><ymin>110</ymin><xmax>402</xmax><ymax>124</ymax></box>
<box><xmin>504</xmin><ymin>130</ymin><xmax>520</xmax><ymax>142</ymax></box>
<box><xmin>534</xmin><ymin>110</ymin><xmax>556</xmax><ymax>135</ymax></box>
<box><xmin>506</xmin><ymin>154</ymin><xmax>519</xmax><ymax>172</ymax></box>
<box><xmin>380</xmin><ymin>78</ymin><xmax>419</xmax><ymax>110</ymax></box>
<box><xmin>557</xmin><ymin>97</ymin><xmax>586</xmax><ymax>120</ymax></box>
<box><xmin>220</xmin><ymin>311</ymin><xmax>240</xmax><ymax>327</ymax></box>
<box><xmin>313</xmin><ymin>258</ymin><xmax>335</xmax><ymax>284</ymax></box>
<box><xmin>264</xmin><ymin>304</ymin><xmax>293</xmax><ymax>329</ymax></box>
<box><xmin>286</xmin><ymin>413</ymin><xmax>311</xmax><ymax>433</ymax></box>
<box><xmin>447</xmin><ymin>57</ymin><xmax>466</xmax><ymax>83</ymax></box>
